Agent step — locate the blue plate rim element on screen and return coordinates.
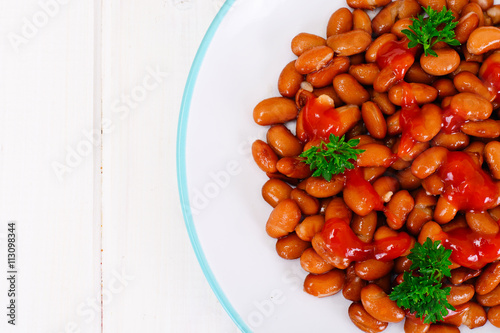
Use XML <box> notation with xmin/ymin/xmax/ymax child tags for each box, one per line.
<box><xmin>176</xmin><ymin>1</ymin><xmax>251</xmax><ymax>332</ymax></box>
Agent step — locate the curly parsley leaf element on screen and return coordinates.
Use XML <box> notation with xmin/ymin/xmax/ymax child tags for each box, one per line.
<box><xmin>402</xmin><ymin>6</ymin><xmax>460</xmax><ymax>57</ymax></box>
<box><xmin>389</xmin><ymin>238</ymin><xmax>455</xmax><ymax>324</ymax></box>
<box><xmin>299</xmin><ymin>134</ymin><xmax>365</xmax><ymax>181</ymax></box>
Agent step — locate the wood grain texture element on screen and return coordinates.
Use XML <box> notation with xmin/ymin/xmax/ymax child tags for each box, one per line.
<box><xmin>101</xmin><ymin>0</ymin><xmax>238</xmax><ymax>332</ymax></box>
<box><xmin>0</xmin><ymin>0</ymin><xmax>101</xmax><ymax>332</ymax></box>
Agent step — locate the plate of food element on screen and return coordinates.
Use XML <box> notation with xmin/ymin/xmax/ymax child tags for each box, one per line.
<box><xmin>177</xmin><ymin>0</ymin><xmax>500</xmax><ymax>331</ymax></box>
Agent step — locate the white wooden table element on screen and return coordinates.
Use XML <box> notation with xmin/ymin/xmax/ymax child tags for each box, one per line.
<box><xmin>0</xmin><ymin>0</ymin><xmax>238</xmax><ymax>332</ymax></box>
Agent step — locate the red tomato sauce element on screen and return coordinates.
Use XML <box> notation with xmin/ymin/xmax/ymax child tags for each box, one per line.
<box><xmin>344</xmin><ymin>166</ymin><xmax>384</xmax><ymax>211</ymax></box>
<box><xmin>437</xmin><ymin>151</ymin><xmax>498</xmax><ymax>211</ymax></box>
<box><xmin>377</xmin><ymin>39</ymin><xmax>417</xmax><ymax>82</ymax></box>
<box><xmin>301</xmin><ymin>95</ymin><xmax>340</xmax><ymax>142</ymax></box>
<box><xmin>321</xmin><ymin>218</ymin><xmax>412</xmax><ymax>262</ymax></box>
<box><xmin>437</xmin><ymin>227</ymin><xmax>500</xmax><ymax>269</ymax></box>
<box><xmin>398</xmin><ymin>82</ymin><xmax>421</xmax><ymax>157</ymax></box>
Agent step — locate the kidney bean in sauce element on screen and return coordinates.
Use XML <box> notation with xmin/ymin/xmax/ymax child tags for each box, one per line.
<box><xmin>251</xmin><ymin>2</ymin><xmax>500</xmax><ymax>332</ymax></box>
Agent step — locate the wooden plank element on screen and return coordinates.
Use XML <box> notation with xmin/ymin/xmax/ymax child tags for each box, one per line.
<box><xmin>0</xmin><ymin>0</ymin><xmax>101</xmax><ymax>332</ymax></box>
<box><xmin>101</xmin><ymin>0</ymin><xmax>238</xmax><ymax>331</ymax></box>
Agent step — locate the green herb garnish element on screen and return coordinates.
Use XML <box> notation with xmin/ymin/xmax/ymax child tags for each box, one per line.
<box><xmin>402</xmin><ymin>6</ymin><xmax>460</xmax><ymax>57</ymax></box>
<box><xmin>389</xmin><ymin>238</ymin><xmax>455</xmax><ymax>324</ymax></box>
<box><xmin>299</xmin><ymin>134</ymin><xmax>364</xmax><ymax>181</ymax></box>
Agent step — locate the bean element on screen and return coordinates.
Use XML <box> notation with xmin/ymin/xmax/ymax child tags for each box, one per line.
<box><xmin>303</xmin><ymin>175</ymin><xmax>344</xmax><ymax>198</ymax></box>
<box><xmin>471</xmin><ymin>0</ymin><xmax>493</xmax><ymax>10</ymax></box>
<box><xmin>295</xmin><ymin>215</ymin><xmax>325</xmax><ymax>242</ymax></box>
<box><xmin>253</xmin><ymin>97</ymin><xmax>298</xmax><ymax>126</ymax></box>
<box><xmin>313</xmin><ymin>86</ymin><xmax>344</xmax><ymax>107</ymax></box>
<box><xmin>361</xmin><ymin>284</ymin><xmax>405</xmax><ymax>323</ymax></box>
<box><xmin>266</xmin><ymin>172</ymin><xmax>300</xmax><ymax>186</ymax></box>
<box><xmin>476</xmin><ymin>262</ymin><xmax>500</xmax><ymax>295</ymax></box>
<box><xmin>418</xmin><ymin>221</ymin><xmax>443</xmax><ymax>244</ymax></box>
<box><xmin>463</xmin><ymin>302</ymin><xmax>487</xmax><ymax>329</ymax></box>
<box><xmin>303</xmin><ymin>269</ymin><xmax>345</xmax><ymax>297</ymax></box>
<box><xmin>306</xmin><ymin>56</ymin><xmax>350</xmax><ymax>88</ymax></box>
<box><xmin>351</xmin><ymin>211</ymin><xmax>378</xmax><ymax>243</ymax></box>
<box><xmin>355</xmin><ymin>259</ymin><xmax>394</xmax><ymax>281</ymax></box>
<box><xmin>277</xmin><ymin>61</ymin><xmax>303</xmax><ymax>98</ymax></box>
<box><xmin>417</xmin><ymin>0</ymin><xmax>446</xmax><ymax>10</ymax></box>
<box><xmin>325</xmin><ymin>197</ymin><xmax>353</xmax><ymax>223</ymax></box>
<box><xmin>427</xmin><ymin>324</ymin><xmax>459</xmax><ymax>333</ymax></box>
<box><xmin>404</xmin><ymin>316</ymin><xmax>430</xmax><ymax>333</ymax></box>
<box><xmin>485</xmin><ymin>141</ymin><xmax>500</xmax><ymax>179</ymax></box>
<box><xmin>276</xmin><ymin>157</ymin><xmax>312</xmax><ymax>179</ymax></box>
<box><xmin>447</xmin><ymin>284</ymin><xmax>475</xmax><ymax>306</ymax></box>
<box><xmin>267</xmin><ymin>125</ymin><xmax>303</xmax><ymax>157</ymax></box>
<box><xmin>431</xmin><ymin>131</ymin><xmax>470</xmax><ymax>151</ymax></box>
<box><xmin>396</xmin><ymin>140</ymin><xmax>430</xmax><ymax>163</ymax></box>
<box><xmin>276</xmin><ymin>233</ymin><xmax>311</xmax><ymax>259</ymax></box>
<box><xmin>252</xmin><ymin>140</ymin><xmax>279</xmax><ymax>173</ymax></box>
<box><xmin>266</xmin><ymin>199</ymin><xmax>302</xmax><ymax>238</ymax></box>
<box><xmin>326</xmin><ymin>7</ymin><xmax>353</xmax><ymax>37</ymax></box>
<box><xmin>405</xmin><ymin>63</ymin><xmax>436</xmax><ymax>84</ymax></box>
<box><xmin>348</xmin><ymin>302</ymin><xmax>388</xmax><ymax>333</ymax></box>
<box><xmin>262</xmin><ymin>178</ymin><xmax>292</xmax><ymax>207</ymax></box>
<box><xmin>410</xmin><ymin>146</ymin><xmax>448</xmax><ymax>179</ymax></box>
<box><xmin>356</xmin><ymin>143</ymin><xmax>395</xmax><ymax>167</ymax></box>
<box><xmin>385</xmin><ymin>190</ymin><xmax>415</xmax><ymax>230</ymax></box>
<box><xmin>347</xmin><ymin>0</ymin><xmax>392</xmax><ymax>9</ymax></box>
<box><xmin>327</xmin><ymin>30</ymin><xmax>372</xmax><ymax>57</ymax></box>
<box><xmin>464</xmin><ymin>141</ymin><xmax>485</xmax><ymax>166</ymax></box>
<box><xmin>442</xmin><ymin>215</ymin><xmax>468</xmax><ymax>233</ymax></box>
<box><xmin>388</xmin><ymin>83</ymin><xmax>438</xmax><ymax>105</ymax></box>
<box><xmin>451</xmin><ymin>267</ymin><xmax>481</xmax><ymax>285</ymax></box>
<box><xmin>350</xmin><ymin>53</ymin><xmax>366</xmax><ymax>66</ymax></box>
<box><xmin>363</xmin><ymin>166</ymin><xmax>387</xmax><ymax>183</ymax></box>
<box><xmin>361</xmin><ymin>102</ymin><xmax>387</xmax><ymax>139</ymax></box>
<box><xmin>371</xmin><ymin>274</ymin><xmax>392</xmax><ymax>294</ymax></box>
<box><xmin>463</xmin><ymin>121</ymin><xmax>500</xmax><ymax>139</ymax></box>
<box><xmin>372</xmin><ymin>90</ymin><xmax>396</xmax><ymax>115</ymax></box>
<box><xmin>466</xmin><ymin>210</ymin><xmax>499</xmax><ymax>235</ymax></box>
<box><xmin>487</xmin><ymin>5</ymin><xmax>500</xmax><ymax>25</ymax></box>
<box><xmin>366</xmin><ymin>33</ymin><xmax>398</xmax><ymax>63</ymax></box>
<box><xmin>291</xmin><ymin>32</ymin><xmax>326</xmax><ymax>56</ymax></box>
<box><xmin>453</xmin><ymin>71</ymin><xmax>495</xmax><ymax>102</ymax></box>
<box><xmin>344</xmin><ymin>265</ymin><xmax>367</xmax><ymax>301</ymax></box>
<box><xmin>373</xmin><ymin>226</ymin><xmax>398</xmax><ymax>241</ymax></box>
<box><xmin>451</xmin><ymin>92</ymin><xmax>493</xmax><ymax>120</ymax></box>
<box><xmin>371</xmin><ymin>1</ymin><xmax>400</xmax><ymax>36</ymax></box>
<box><xmin>291</xmin><ymin>188</ymin><xmax>320</xmax><ymax>215</ymax></box>
<box><xmin>447</xmin><ymin>0</ymin><xmax>468</xmax><ymax>13</ymax></box>
<box><xmin>450</xmin><ymin>60</ymin><xmax>480</xmax><ymax>78</ymax></box>
<box><xmin>467</xmin><ymin>26</ymin><xmax>500</xmax><ymax>55</ymax></box>
<box><xmin>420</xmin><ymin>48</ymin><xmax>461</xmax><ymax>76</ymax></box>
<box><xmin>333</xmin><ymin>73</ymin><xmax>370</xmax><ymax>105</ymax></box>
<box><xmin>349</xmin><ymin>63</ymin><xmax>380</xmax><ymax>86</ymax></box>
<box><xmin>434</xmin><ymin>196</ymin><xmax>458</xmax><ymax>224</ymax></box>
<box><xmin>353</xmin><ymin>9</ymin><xmax>373</xmax><ymax>34</ymax></box>
<box><xmin>455</xmin><ymin>12</ymin><xmax>480</xmax><ymax>44</ymax></box>
<box><xmin>433</xmin><ymin>78</ymin><xmax>458</xmax><ymax>99</ymax></box>
<box><xmin>373</xmin><ymin>176</ymin><xmax>400</xmax><ymax>203</ymax></box>
<box><xmin>395</xmin><ymin>256</ymin><xmax>412</xmax><ymax>274</ymax></box>
<box><xmin>300</xmin><ymin>248</ymin><xmax>333</xmax><ymax>274</ymax></box>
<box><xmin>462</xmin><ymin>2</ymin><xmax>485</xmax><ymax>26</ymax></box>
<box><xmin>477</xmin><ymin>284</ymin><xmax>500</xmax><ymax>306</ymax></box>
<box><xmin>421</xmin><ymin>174</ymin><xmax>444</xmax><ymax>195</ymax></box>
<box><xmin>295</xmin><ymin>45</ymin><xmax>334</xmax><ymax>75</ymax></box>
<box><xmin>488</xmin><ymin>304</ymin><xmax>500</xmax><ymax>327</ymax></box>
<box><xmin>391</xmin><ymin>18</ymin><xmax>413</xmax><ymax>38</ymax></box>
<box><xmin>396</xmin><ymin>167</ymin><xmax>422</xmax><ymax>190</ymax></box>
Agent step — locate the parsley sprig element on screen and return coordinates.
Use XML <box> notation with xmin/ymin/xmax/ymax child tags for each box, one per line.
<box><xmin>402</xmin><ymin>6</ymin><xmax>460</xmax><ymax>57</ymax></box>
<box><xmin>299</xmin><ymin>134</ymin><xmax>364</xmax><ymax>181</ymax></box>
<box><xmin>389</xmin><ymin>238</ymin><xmax>455</xmax><ymax>324</ymax></box>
